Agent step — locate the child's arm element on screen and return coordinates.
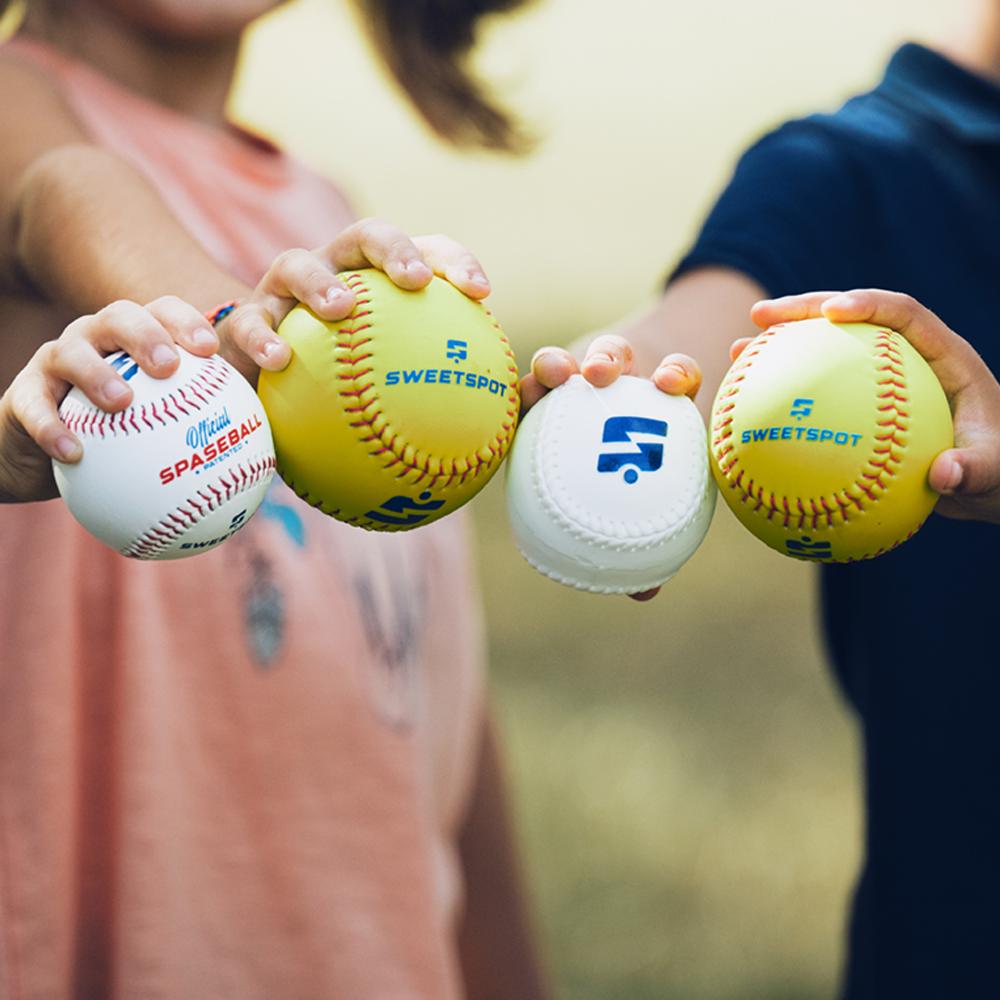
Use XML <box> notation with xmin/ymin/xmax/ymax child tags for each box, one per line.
<box><xmin>749</xmin><ymin>289</ymin><xmax>1000</xmax><ymax>524</ymax></box>
<box><xmin>0</xmin><ymin>224</ymin><xmax>492</xmax><ymax>503</ymax></box>
<box><xmin>524</xmin><ymin>272</ymin><xmax>1000</xmax><ymax>530</ymax></box>
<box><xmin>456</xmin><ymin>709</ymin><xmax>551</xmax><ymax>1000</ymax></box>
<box><xmin>520</xmin><ymin>267</ymin><xmax>763</xmax><ymax>421</ymax></box>
<box><xmin>1</xmin><ymin>55</ymin><xmax>491</xmax><ymax>373</ymax></box>
<box><xmin>0</xmin><ymin>54</ymin><xmax>249</xmax><ymax>323</ymax></box>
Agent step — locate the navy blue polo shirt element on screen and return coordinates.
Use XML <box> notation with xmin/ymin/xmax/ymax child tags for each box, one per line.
<box><xmin>673</xmin><ymin>45</ymin><xmax>1000</xmax><ymax>999</ymax></box>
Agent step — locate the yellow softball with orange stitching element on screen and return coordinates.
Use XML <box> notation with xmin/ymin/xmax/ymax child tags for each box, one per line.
<box><xmin>257</xmin><ymin>269</ymin><xmax>519</xmax><ymax>531</ymax></box>
<box><xmin>709</xmin><ymin>318</ymin><xmax>953</xmax><ymax>562</ymax></box>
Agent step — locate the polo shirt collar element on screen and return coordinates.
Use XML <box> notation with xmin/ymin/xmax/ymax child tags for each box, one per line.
<box><xmin>880</xmin><ymin>42</ymin><xmax>1000</xmax><ymax>144</ymax></box>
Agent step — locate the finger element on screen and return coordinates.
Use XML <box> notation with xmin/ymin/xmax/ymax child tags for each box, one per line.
<box><xmin>530</xmin><ymin>347</ymin><xmax>579</xmax><ymax>390</ymax></box>
<box><xmin>580</xmin><ymin>335</ymin><xmax>634</xmax><ymax>388</ymax></box>
<box><xmin>145</xmin><ymin>295</ymin><xmax>218</xmax><ymax>356</ymax></box>
<box><xmin>45</xmin><ymin>335</ymin><xmax>137</xmax><ymax>411</ymax></box>
<box><xmin>518</xmin><ymin>374</ymin><xmax>546</xmax><ymax>414</ymax></box>
<box><xmin>930</xmin><ymin>443</ymin><xmax>1000</xmax><ymax>500</ymax></box>
<box><xmin>221</xmin><ymin>302</ymin><xmax>291</xmax><ymax>373</ymax></box>
<box><xmin>652</xmin><ymin>352</ymin><xmax>702</xmax><ymax>400</ymax></box>
<box><xmin>729</xmin><ymin>337</ymin><xmax>754</xmax><ymax>362</ymax></box>
<box><xmin>8</xmin><ymin>367</ymin><xmax>82</xmax><ymax>462</ymax></box>
<box><xmin>629</xmin><ymin>587</ymin><xmax>661</xmax><ymax>602</ymax></box>
<box><xmin>255</xmin><ymin>247</ymin><xmax>356</xmax><ymax>324</ymax></box>
<box><xmin>750</xmin><ymin>291</ymin><xmax>841</xmax><ymax>328</ymax></box>
<box><xmin>929</xmin><ymin>450</ymin><xmax>965</xmax><ymax>496</ymax></box>
<box><xmin>413</xmin><ymin>233</ymin><xmax>491</xmax><ymax>299</ymax></box>
<box><xmin>81</xmin><ymin>300</ymin><xmax>182</xmax><ymax>378</ymax></box>
<box><xmin>817</xmin><ymin>290</ymin><xmax>980</xmax><ymax>396</ymax></box>
<box><xmin>323</xmin><ymin>218</ymin><xmax>433</xmax><ymax>291</ymax></box>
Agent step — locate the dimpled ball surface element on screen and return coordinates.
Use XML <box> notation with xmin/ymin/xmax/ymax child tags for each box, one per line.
<box><xmin>258</xmin><ymin>269</ymin><xmax>520</xmax><ymax>531</ymax></box>
<box><xmin>505</xmin><ymin>374</ymin><xmax>716</xmax><ymax>595</ymax></box>
<box><xmin>710</xmin><ymin>318</ymin><xmax>953</xmax><ymax>562</ymax></box>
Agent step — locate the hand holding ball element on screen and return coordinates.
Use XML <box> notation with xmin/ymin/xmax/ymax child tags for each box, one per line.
<box><xmin>505</xmin><ymin>374</ymin><xmax>716</xmax><ymax>594</ymax></box>
<box><xmin>710</xmin><ymin>318</ymin><xmax>953</xmax><ymax>562</ymax></box>
<box><xmin>258</xmin><ymin>269</ymin><xmax>519</xmax><ymax>531</ymax></box>
<box><xmin>54</xmin><ymin>348</ymin><xmax>276</xmax><ymax>559</ymax></box>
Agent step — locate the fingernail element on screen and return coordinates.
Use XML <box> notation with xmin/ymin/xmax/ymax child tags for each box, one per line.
<box><xmin>151</xmin><ymin>344</ymin><xmax>178</xmax><ymax>367</ymax></box>
<box><xmin>590</xmin><ymin>352</ymin><xmax>615</xmax><ymax>366</ymax></box>
<box><xmin>54</xmin><ymin>435</ymin><xmax>81</xmax><ymax>461</ymax></box>
<box><xmin>941</xmin><ymin>459</ymin><xmax>963</xmax><ymax>493</ymax></box>
<box><xmin>261</xmin><ymin>340</ymin><xmax>282</xmax><ymax>360</ymax></box>
<box><xmin>829</xmin><ymin>294</ymin><xmax>859</xmax><ymax>310</ymax></box>
<box><xmin>324</xmin><ymin>287</ymin><xmax>351</xmax><ymax>306</ymax></box>
<box><xmin>469</xmin><ymin>271</ymin><xmax>490</xmax><ymax>287</ymax></box>
<box><xmin>103</xmin><ymin>379</ymin><xmax>130</xmax><ymax>403</ymax></box>
<box><xmin>192</xmin><ymin>326</ymin><xmax>217</xmax><ymax>349</ymax></box>
<box><xmin>532</xmin><ymin>349</ymin><xmax>561</xmax><ymax>367</ymax></box>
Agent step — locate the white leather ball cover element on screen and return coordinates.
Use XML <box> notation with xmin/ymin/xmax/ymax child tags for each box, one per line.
<box><xmin>505</xmin><ymin>374</ymin><xmax>716</xmax><ymax>594</ymax></box>
<box><xmin>54</xmin><ymin>348</ymin><xmax>276</xmax><ymax>560</ymax></box>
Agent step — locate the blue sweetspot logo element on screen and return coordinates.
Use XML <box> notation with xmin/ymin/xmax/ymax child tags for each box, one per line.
<box><xmin>790</xmin><ymin>398</ymin><xmax>814</xmax><ymax>420</ymax></box>
<box><xmin>597</xmin><ymin>415</ymin><xmax>668</xmax><ymax>485</ymax></box>
<box><xmin>366</xmin><ymin>491</ymin><xmax>445</xmax><ymax>527</ymax></box>
<box><xmin>740</xmin><ymin>396</ymin><xmax>863</xmax><ymax>448</ymax></box>
<box><xmin>786</xmin><ymin>536</ymin><xmax>833</xmax><ymax>559</ymax></box>
<box><xmin>383</xmin><ymin>337</ymin><xmax>505</xmax><ymax>397</ymax></box>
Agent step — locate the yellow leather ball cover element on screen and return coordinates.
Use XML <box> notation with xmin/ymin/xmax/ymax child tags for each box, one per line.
<box><xmin>258</xmin><ymin>269</ymin><xmax>519</xmax><ymax>531</ymax></box>
<box><xmin>710</xmin><ymin>318</ymin><xmax>953</xmax><ymax>562</ymax></box>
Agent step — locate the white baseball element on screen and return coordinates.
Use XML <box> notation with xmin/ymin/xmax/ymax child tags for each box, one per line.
<box><xmin>54</xmin><ymin>348</ymin><xmax>276</xmax><ymax>560</ymax></box>
<box><xmin>505</xmin><ymin>374</ymin><xmax>716</xmax><ymax>594</ymax></box>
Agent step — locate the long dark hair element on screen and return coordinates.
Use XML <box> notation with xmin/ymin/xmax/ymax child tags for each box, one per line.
<box><xmin>351</xmin><ymin>0</ymin><xmax>532</xmax><ymax>152</ymax></box>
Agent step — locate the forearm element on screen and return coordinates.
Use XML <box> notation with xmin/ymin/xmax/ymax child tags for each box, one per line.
<box><xmin>563</xmin><ymin>268</ymin><xmax>764</xmax><ymax>421</ymax></box>
<box><xmin>617</xmin><ymin>267</ymin><xmax>765</xmax><ymax>420</ymax></box>
<box><xmin>9</xmin><ymin>143</ymin><xmax>248</xmax><ymax>313</ymax></box>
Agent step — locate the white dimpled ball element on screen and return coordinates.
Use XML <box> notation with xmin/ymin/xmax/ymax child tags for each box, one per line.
<box><xmin>505</xmin><ymin>374</ymin><xmax>716</xmax><ymax>594</ymax></box>
<box><xmin>54</xmin><ymin>348</ymin><xmax>276</xmax><ymax>560</ymax></box>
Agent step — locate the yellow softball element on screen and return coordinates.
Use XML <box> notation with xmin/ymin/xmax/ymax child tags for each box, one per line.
<box><xmin>258</xmin><ymin>269</ymin><xmax>520</xmax><ymax>531</ymax></box>
<box><xmin>709</xmin><ymin>318</ymin><xmax>953</xmax><ymax>562</ymax></box>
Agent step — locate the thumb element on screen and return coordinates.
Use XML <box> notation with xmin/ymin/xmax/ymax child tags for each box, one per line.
<box><xmin>930</xmin><ymin>443</ymin><xmax>1000</xmax><ymax>498</ymax></box>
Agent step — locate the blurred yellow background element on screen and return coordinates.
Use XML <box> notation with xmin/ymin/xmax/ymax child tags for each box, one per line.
<box><xmin>234</xmin><ymin>3</ymin><xmax>960</xmax><ymax>998</ymax></box>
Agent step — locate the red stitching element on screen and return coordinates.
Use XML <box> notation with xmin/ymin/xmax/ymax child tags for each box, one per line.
<box><xmin>60</xmin><ymin>354</ymin><xmax>233</xmax><ymax>439</ymax></box>
<box><xmin>122</xmin><ymin>455</ymin><xmax>276</xmax><ymax>559</ymax></box>
<box><xmin>283</xmin><ymin>270</ymin><xmax>519</xmax><ymax>510</ymax></box>
<box><xmin>712</xmin><ymin>326</ymin><xmax>916</xmax><ymax>555</ymax></box>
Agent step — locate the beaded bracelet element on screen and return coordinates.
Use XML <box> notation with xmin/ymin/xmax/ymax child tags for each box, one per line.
<box><xmin>204</xmin><ymin>299</ymin><xmax>240</xmax><ymax>326</ymax></box>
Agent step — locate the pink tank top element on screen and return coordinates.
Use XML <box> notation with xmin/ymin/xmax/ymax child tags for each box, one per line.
<box><xmin>0</xmin><ymin>37</ymin><xmax>484</xmax><ymax>1000</ymax></box>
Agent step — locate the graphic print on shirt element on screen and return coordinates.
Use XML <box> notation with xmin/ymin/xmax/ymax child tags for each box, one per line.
<box><xmin>351</xmin><ymin>560</ymin><xmax>428</xmax><ymax>731</ymax></box>
<box><xmin>224</xmin><ymin>489</ymin><xmax>307</xmax><ymax>667</ymax></box>
<box><xmin>242</xmin><ymin>547</ymin><xmax>285</xmax><ymax>667</ymax></box>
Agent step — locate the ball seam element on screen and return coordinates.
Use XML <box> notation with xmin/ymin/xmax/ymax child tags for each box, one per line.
<box><xmin>334</xmin><ymin>270</ymin><xmax>519</xmax><ymax>492</ymax></box>
<box><xmin>711</xmin><ymin>323</ymin><xmax>924</xmax><ymax>561</ymax></box>
<box><xmin>60</xmin><ymin>354</ymin><xmax>232</xmax><ymax>437</ymax></box>
<box><xmin>122</xmin><ymin>454</ymin><xmax>276</xmax><ymax>559</ymax></box>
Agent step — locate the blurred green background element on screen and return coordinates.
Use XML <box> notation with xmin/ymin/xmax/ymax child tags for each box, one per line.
<box><xmin>233</xmin><ymin>3</ymin><xmax>961</xmax><ymax>997</ymax></box>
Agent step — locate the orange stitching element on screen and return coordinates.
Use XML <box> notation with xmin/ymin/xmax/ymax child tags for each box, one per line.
<box><xmin>327</xmin><ymin>270</ymin><xmax>518</xmax><ymax>494</ymax></box>
<box><xmin>711</xmin><ymin>325</ymin><xmax>913</xmax><ymax>552</ymax></box>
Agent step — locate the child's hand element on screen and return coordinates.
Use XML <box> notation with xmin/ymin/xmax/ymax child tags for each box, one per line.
<box><xmin>518</xmin><ymin>335</ymin><xmax>703</xmax><ymax>601</ymax></box>
<box><xmin>746</xmin><ymin>289</ymin><xmax>1000</xmax><ymax>525</ymax></box>
<box><xmin>519</xmin><ymin>335</ymin><xmax>702</xmax><ymax>413</ymax></box>
<box><xmin>0</xmin><ymin>296</ymin><xmax>217</xmax><ymax>503</ymax></box>
<box><xmin>214</xmin><ymin>218</ymin><xmax>492</xmax><ymax>383</ymax></box>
